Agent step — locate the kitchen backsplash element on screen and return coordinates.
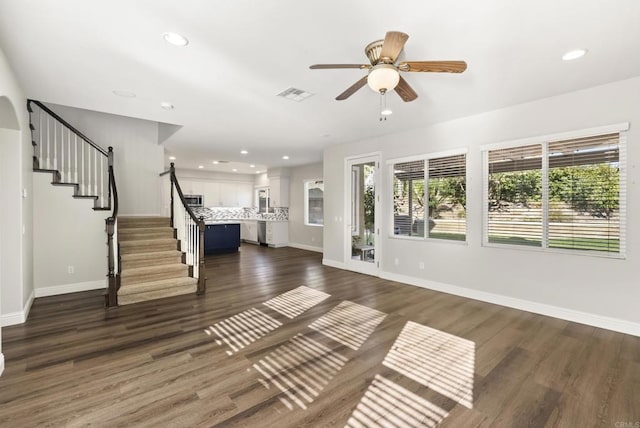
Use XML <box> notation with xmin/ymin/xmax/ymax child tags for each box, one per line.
<box><xmin>191</xmin><ymin>207</ymin><xmax>288</xmax><ymax>221</ymax></box>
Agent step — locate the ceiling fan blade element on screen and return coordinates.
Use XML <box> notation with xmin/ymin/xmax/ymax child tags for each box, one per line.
<box><xmin>398</xmin><ymin>61</ymin><xmax>467</xmax><ymax>73</ymax></box>
<box><xmin>394</xmin><ymin>76</ymin><xmax>418</xmax><ymax>102</ymax></box>
<box><xmin>379</xmin><ymin>31</ymin><xmax>409</xmax><ymax>63</ymax></box>
<box><xmin>336</xmin><ymin>76</ymin><xmax>368</xmax><ymax>100</ymax></box>
<box><xmin>310</xmin><ymin>64</ymin><xmax>371</xmax><ymax>70</ymax></box>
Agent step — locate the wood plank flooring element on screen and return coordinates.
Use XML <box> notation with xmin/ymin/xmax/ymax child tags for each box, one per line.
<box><xmin>1</xmin><ymin>245</ymin><xmax>639</xmax><ymax>427</ymax></box>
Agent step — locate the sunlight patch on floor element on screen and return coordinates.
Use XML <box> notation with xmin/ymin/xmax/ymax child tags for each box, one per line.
<box><xmin>383</xmin><ymin>321</ymin><xmax>475</xmax><ymax>409</ymax></box>
<box><xmin>308</xmin><ymin>301</ymin><xmax>387</xmax><ymax>350</ymax></box>
<box><xmin>253</xmin><ymin>333</ymin><xmax>348</xmax><ymax>410</ymax></box>
<box><xmin>345</xmin><ymin>374</ymin><xmax>449</xmax><ymax>428</ymax></box>
<box><xmin>206</xmin><ymin>308</ymin><xmax>282</xmax><ymax>354</ymax></box>
<box><xmin>263</xmin><ymin>285</ymin><xmax>331</xmax><ymax>319</ymax></box>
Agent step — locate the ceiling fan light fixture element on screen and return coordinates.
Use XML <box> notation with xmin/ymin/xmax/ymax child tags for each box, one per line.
<box><xmin>367</xmin><ymin>64</ymin><xmax>400</xmax><ymax>93</ymax></box>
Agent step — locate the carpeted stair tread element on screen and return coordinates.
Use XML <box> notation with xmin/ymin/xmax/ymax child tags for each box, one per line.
<box><xmin>118</xmin><ymin>216</ymin><xmax>171</xmax><ymax>228</ymax></box>
<box><xmin>119</xmin><ymin>238</ymin><xmax>178</xmax><ymax>255</ymax></box>
<box><xmin>118</xmin><ymin>229</ymin><xmax>175</xmax><ymax>241</ymax></box>
<box><xmin>120</xmin><ymin>250</ymin><xmax>182</xmax><ymax>261</ymax></box>
<box><xmin>119</xmin><ymin>282</ymin><xmax>197</xmax><ymax>305</ymax></box>
<box><xmin>118</xmin><ymin>276</ymin><xmax>198</xmax><ymax>296</ymax></box>
<box><xmin>120</xmin><ymin>263</ymin><xmax>189</xmax><ymax>285</ymax></box>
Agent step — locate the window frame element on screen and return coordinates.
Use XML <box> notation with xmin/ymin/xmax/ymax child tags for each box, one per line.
<box><xmin>304</xmin><ymin>178</ymin><xmax>324</xmax><ymax>227</ymax></box>
<box><xmin>481</xmin><ymin>123</ymin><xmax>628</xmax><ymax>259</ymax></box>
<box><xmin>387</xmin><ymin>148</ymin><xmax>468</xmax><ymax>243</ymax></box>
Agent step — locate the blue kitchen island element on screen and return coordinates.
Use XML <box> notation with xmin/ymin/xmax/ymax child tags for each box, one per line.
<box><xmin>204</xmin><ymin>222</ymin><xmax>241</xmax><ymax>254</ymax></box>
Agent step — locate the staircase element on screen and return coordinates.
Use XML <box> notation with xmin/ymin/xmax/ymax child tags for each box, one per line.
<box><xmin>118</xmin><ymin>216</ymin><xmax>198</xmax><ymax>305</ymax></box>
<box><xmin>28</xmin><ymin>99</ymin><xmax>206</xmax><ymax>307</ymax></box>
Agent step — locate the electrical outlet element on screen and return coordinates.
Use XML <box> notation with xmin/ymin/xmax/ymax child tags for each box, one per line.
<box><xmin>419</xmin><ymin>262</ymin><xmax>425</xmax><ymax>270</ymax></box>
<box><xmin>311</xmin><ymin>236</ymin><xmax>315</xmax><ymax>242</ymax></box>
<box><xmin>394</xmin><ymin>258</ymin><xmax>399</xmax><ymax>266</ymax></box>
<box><xmin>68</xmin><ymin>265</ymin><xmax>74</xmax><ymax>274</ymax></box>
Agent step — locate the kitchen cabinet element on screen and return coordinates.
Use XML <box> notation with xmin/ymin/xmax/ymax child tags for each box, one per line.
<box><xmin>264</xmin><ymin>221</ymin><xmax>288</xmax><ymax>248</ymax></box>
<box><xmin>241</xmin><ymin>220</ymin><xmax>258</xmax><ymax>244</ymax></box>
<box><xmin>204</xmin><ymin>223</ymin><xmax>240</xmax><ymax>254</ymax></box>
<box><xmin>268</xmin><ymin>176</ymin><xmax>289</xmax><ymax>208</ymax></box>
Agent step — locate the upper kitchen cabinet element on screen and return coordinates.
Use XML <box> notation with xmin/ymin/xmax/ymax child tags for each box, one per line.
<box><xmin>174</xmin><ymin>168</ymin><xmax>255</xmax><ymax>208</ymax></box>
<box><xmin>267</xmin><ymin>168</ymin><xmax>290</xmax><ymax>208</ymax></box>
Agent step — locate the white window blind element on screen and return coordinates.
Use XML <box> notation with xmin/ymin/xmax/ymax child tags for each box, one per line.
<box><xmin>428</xmin><ymin>154</ymin><xmax>466</xmax><ymax>241</ymax></box>
<box><xmin>392</xmin><ymin>153</ymin><xmax>467</xmax><ymax>241</ymax></box>
<box><xmin>393</xmin><ymin>160</ymin><xmax>425</xmax><ymax>237</ymax></box>
<box><xmin>485</xmin><ymin>132</ymin><xmax>623</xmax><ymax>255</ymax></box>
<box><xmin>487</xmin><ymin>144</ymin><xmax>543</xmax><ymax>246</ymax></box>
<box><xmin>547</xmin><ymin>133</ymin><xmax>620</xmax><ymax>252</ymax></box>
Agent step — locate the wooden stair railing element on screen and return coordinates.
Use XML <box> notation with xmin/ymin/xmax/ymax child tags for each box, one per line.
<box><xmin>27</xmin><ymin>99</ymin><xmax>120</xmax><ymax>307</ymax></box>
<box><xmin>160</xmin><ymin>163</ymin><xmax>206</xmax><ymax>295</ymax></box>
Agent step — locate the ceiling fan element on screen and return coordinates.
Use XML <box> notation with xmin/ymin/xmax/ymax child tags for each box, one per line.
<box><xmin>310</xmin><ymin>31</ymin><xmax>467</xmax><ymax>102</ymax></box>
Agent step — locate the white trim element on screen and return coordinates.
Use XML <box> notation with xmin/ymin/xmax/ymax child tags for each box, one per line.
<box><xmin>0</xmin><ymin>289</ymin><xmax>35</xmax><ymax>327</ymax></box>
<box><xmin>0</xmin><ymin>353</ymin><xmax>4</xmax><ymax>377</ymax></box>
<box><xmin>24</xmin><ymin>288</ymin><xmax>34</xmax><ymax>320</ymax></box>
<box><xmin>380</xmin><ymin>271</ymin><xmax>640</xmax><ymax>337</ymax></box>
<box><xmin>386</xmin><ymin>147</ymin><xmax>468</xmax><ymax>165</ymax></box>
<box><xmin>480</xmin><ymin>122</ymin><xmax>629</xmax><ymax>151</ymax></box>
<box><xmin>34</xmin><ymin>279</ymin><xmax>105</xmax><ymax>298</ymax></box>
<box><xmin>288</xmin><ymin>242</ymin><xmax>323</xmax><ymax>253</ymax></box>
<box><xmin>322</xmin><ymin>258</ymin><xmax>345</xmax><ymax>269</ymax></box>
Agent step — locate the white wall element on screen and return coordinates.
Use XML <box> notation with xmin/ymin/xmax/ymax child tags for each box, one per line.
<box><xmin>288</xmin><ymin>162</ymin><xmax>323</xmax><ymax>252</ymax></box>
<box><xmin>44</xmin><ymin>104</ymin><xmax>164</xmax><ymax>215</ymax></box>
<box><xmin>0</xmin><ymin>47</ymin><xmax>34</xmax><ymax>364</ymax></box>
<box><xmin>32</xmin><ymin>173</ymin><xmax>106</xmax><ymax>295</ymax></box>
<box><xmin>324</xmin><ymin>76</ymin><xmax>640</xmax><ymax>334</ymax></box>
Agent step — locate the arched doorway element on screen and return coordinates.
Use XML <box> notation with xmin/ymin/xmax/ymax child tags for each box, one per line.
<box><xmin>0</xmin><ymin>95</ymin><xmax>22</xmax><ymax>372</ymax></box>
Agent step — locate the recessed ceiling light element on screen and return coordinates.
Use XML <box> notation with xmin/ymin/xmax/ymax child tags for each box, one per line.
<box><xmin>255</xmin><ymin>171</ymin><xmax>261</xmax><ymax>174</ymax></box>
<box><xmin>212</xmin><ymin>160</ymin><xmax>219</xmax><ymax>164</ymax></box>
<box><xmin>381</xmin><ymin>108</ymin><xmax>392</xmax><ymax>116</ymax></box>
<box><xmin>232</xmin><ymin>168</ymin><xmax>238</xmax><ymax>172</ymax></box>
<box><xmin>198</xmin><ymin>165</ymin><xmax>204</xmax><ymax>169</ymax></box>
<box><xmin>240</xmin><ymin>150</ymin><xmax>248</xmax><ymax>155</ymax></box>
<box><xmin>562</xmin><ymin>49</ymin><xmax>587</xmax><ymax>61</ymax></box>
<box><xmin>163</xmin><ymin>32</ymin><xmax>189</xmax><ymax>47</ymax></box>
<box><xmin>113</xmin><ymin>90</ymin><xmax>136</xmax><ymax>98</ymax></box>
<box><xmin>160</xmin><ymin>102</ymin><xmax>174</xmax><ymax>110</ymax></box>
<box><xmin>282</xmin><ymin>155</ymin><xmax>290</xmax><ymax>160</ymax></box>
<box><xmin>249</xmin><ymin>164</ymin><xmax>255</xmax><ymax>168</ymax></box>
<box><xmin>168</xmin><ymin>156</ymin><xmax>176</xmax><ymax>160</ymax></box>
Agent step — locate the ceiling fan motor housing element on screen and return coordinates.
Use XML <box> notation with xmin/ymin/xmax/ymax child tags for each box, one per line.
<box><xmin>365</xmin><ymin>39</ymin><xmax>385</xmax><ymax>64</ymax></box>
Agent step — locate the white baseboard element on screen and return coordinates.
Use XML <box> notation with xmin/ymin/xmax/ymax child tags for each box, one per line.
<box><xmin>34</xmin><ymin>279</ymin><xmax>106</xmax><ymax>298</ymax></box>
<box><xmin>380</xmin><ymin>271</ymin><xmax>640</xmax><ymax>338</ymax></box>
<box><xmin>1</xmin><ymin>289</ymin><xmax>35</xmax><ymax>327</ymax></box>
<box><xmin>0</xmin><ymin>353</ymin><xmax>4</xmax><ymax>377</ymax></box>
<box><xmin>322</xmin><ymin>258</ymin><xmax>345</xmax><ymax>269</ymax></box>
<box><xmin>288</xmin><ymin>242</ymin><xmax>323</xmax><ymax>253</ymax></box>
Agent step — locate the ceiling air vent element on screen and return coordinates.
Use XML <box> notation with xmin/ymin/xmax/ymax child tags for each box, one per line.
<box><xmin>277</xmin><ymin>87</ymin><xmax>314</xmax><ymax>102</ymax></box>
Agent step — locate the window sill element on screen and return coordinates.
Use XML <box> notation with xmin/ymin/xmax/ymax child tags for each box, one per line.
<box><xmin>388</xmin><ymin>234</ymin><xmax>468</xmax><ymax>246</ymax></box>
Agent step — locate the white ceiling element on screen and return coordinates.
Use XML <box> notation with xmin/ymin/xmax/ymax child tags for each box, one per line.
<box><xmin>1</xmin><ymin>0</ymin><xmax>639</xmax><ymax>171</ymax></box>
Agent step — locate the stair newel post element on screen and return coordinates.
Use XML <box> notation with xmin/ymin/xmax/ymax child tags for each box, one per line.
<box><xmin>197</xmin><ymin>216</ymin><xmax>206</xmax><ymax>295</ymax></box>
<box><xmin>106</xmin><ymin>216</ymin><xmax>118</xmax><ymax>307</ymax></box>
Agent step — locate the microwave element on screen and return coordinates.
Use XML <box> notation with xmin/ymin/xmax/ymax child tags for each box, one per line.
<box><xmin>184</xmin><ymin>194</ymin><xmax>203</xmax><ymax>207</ymax></box>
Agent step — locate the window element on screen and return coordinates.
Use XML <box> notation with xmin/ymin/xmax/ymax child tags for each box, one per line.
<box><xmin>485</xmin><ymin>132</ymin><xmax>624</xmax><ymax>254</ymax></box>
<box><xmin>304</xmin><ymin>180</ymin><xmax>324</xmax><ymax>226</ymax></box>
<box><xmin>257</xmin><ymin>187</ymin><xmax>269</xmax><ymax>213</ymax></box>
<box><xmin>392</xmin><ymin>152</ymin><xmax>466</xmax><ymax>241</ymax></box>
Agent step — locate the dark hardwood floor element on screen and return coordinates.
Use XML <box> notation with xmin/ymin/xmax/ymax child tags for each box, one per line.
<box><xmin>1</xmin><ymin>244</ymin><xmax>638</xmax><ymax>427</ymax></box>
